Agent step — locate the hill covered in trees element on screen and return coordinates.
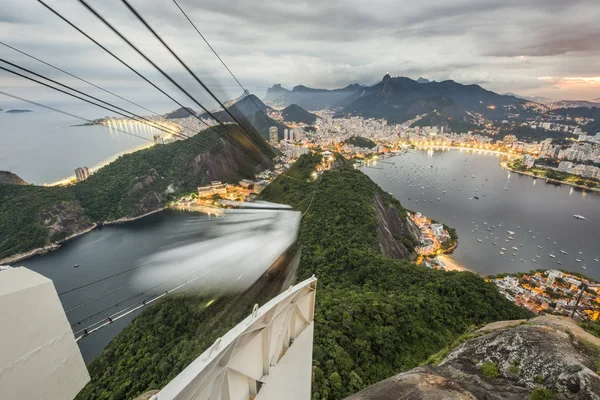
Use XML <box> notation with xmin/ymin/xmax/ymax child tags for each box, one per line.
<box><xmin>0</xmin><ymin>124</ymin><xmax>274</xmax><ymax>261</ymax></box>
<box><xmin>281</xmin><ymin>104</ymin><xmax>319</xmax><ymax>124</ymax></box>
<box><xmin>343</xmin><ymin>136</ymin><xmax>377</xmax><ymax>149</ymax></box>
<box><xmin>411</xmin><ymin>111</ymin><xmax>480</xmax><ymax>133</ymax></box>
<box><xmin>76</xmin><ymin>153</ymin><xmax>531</xmax><ymax>400</ymax></box>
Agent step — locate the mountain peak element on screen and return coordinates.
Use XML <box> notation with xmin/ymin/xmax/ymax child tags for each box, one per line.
<box><xmin>416</xmin><ymin>77</ymin><xmax>430</xmax><ymax>84</ymax></box>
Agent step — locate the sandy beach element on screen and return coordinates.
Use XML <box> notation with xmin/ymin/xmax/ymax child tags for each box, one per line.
<box><xmin>437</xmin><ymin>254</ymin><xmax>470</xmax><ymax>272</ymax></box>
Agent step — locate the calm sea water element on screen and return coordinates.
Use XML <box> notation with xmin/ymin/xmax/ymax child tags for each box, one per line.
<box><xmin>0</xmin><ymin>103</ymin><xmax>165</xmax><ymax>184</ymax></box>
<box><xmin>20</xmin><ymin>210</ymin><xmax>218</xmax><ymax>362</ymax></box>
<box><xmin>362</xmin><ymin>148</ymin><xmax>600</xmax><ymax>281</ymax></box>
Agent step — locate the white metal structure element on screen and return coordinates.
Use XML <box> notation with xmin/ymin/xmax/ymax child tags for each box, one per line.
<box><xmin>0</xmin><ymin>267</ymin><xmax>89</xmax><ymax>400</ymax></box>
<box><xmin>153</xmin><ymin>276</ymin><xmax>317</xmax><ymax>400</ymax></box>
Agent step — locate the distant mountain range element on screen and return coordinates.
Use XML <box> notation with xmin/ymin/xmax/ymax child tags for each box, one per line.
<box><xmin>546</xmin><ymin>100</ymin><xmax>600</xmax><ymax>109</ymax></box>
<box><xmin>164</xmin><ymin>107</ymin><xmax>195</xmax><ymax>119</ymax></box>
<box><xmin>281</xmin><ymin>104</ymin><xmax>319</xmax><ymax>125</ymax></box>
<box><xmin>502</xmin><ymin>92</ymin><xmax>553</xmax><ymax>104</ymax></box>
<box><xmin>265</xmin><ymin>83</ymin><xmax>365</xmax><ymax>110</ymax></box>
<box><xmin>266</xmin><ymin>75</ymin><xmax>532</xmax><ymax>124</ymax></box>
<box><xmin>337</xmin><ymin>74</ymin><xmax>528</xmax><ymax>123</ymax></box>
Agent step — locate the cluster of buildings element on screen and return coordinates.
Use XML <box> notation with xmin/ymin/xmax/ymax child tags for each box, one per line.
<box><xmin>196</xmin><ymin>179</ymin><xmax>269</xmax><ymax>204</ymax></box>
<box><xmin>491</xmin><ymin>270</ymin><xmax>600</xmax><ymax>321</ymax></box>
<box><xmin>409</xmin><ymin>212</ymin><xmax>452</xmax><ymax>256</ymax></box>
<box><xmin>557</xmin><ymin>162</ymin><xmax>600</xmax><ymax>179</ymax></box>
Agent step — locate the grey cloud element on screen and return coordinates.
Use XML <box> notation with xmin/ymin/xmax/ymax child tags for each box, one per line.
<box><xmin>0</xmin><ymin>0</ymin><xmax>599</xmax><ymax>103</ymax></box>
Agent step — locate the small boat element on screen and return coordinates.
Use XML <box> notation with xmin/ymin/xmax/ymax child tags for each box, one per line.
<box><xmin>578</xmin><ymin>251</ymin><xmax>583</xmax><ymax>255</ymax></box>
<box><xmin>583</xmin><ymin>266</ymin><xmax>587</xmax><ymax>270</ymax></box>
<box><xmin>474</xmin><ymin>196</ymin><xmax>479</xmax><ymax>200</ymax></box>
<box><xmin>537</xmin><ymin>246</ymin><xmax>543</xmax><ymax>249</ymax></box>
<box><xmin>573</xmin><ymin>214</ymin><xmax>587</xmax><ymax>220</ymax></box>
<box><xmin>595</xmin><ymin>258</ymin><xmax>599</xmax><ymax>262</ymax></box>
<box><xmin>512</xmin><ymin>246</ymin><xmax>518</xmax><ymax>251</ymax></box>
<box><xmin>501</xmin><ymin>248</ymin><xmax>507</xmax><ymax>251</ymax></box>
<box><xmin>519</xmin><ymin>243</ymin><xmax>524</xmax><ymax>247</ymax></box>
<box><xmin>575</xmin><ymin>259</ymin><xmax>582</xmax><ymax>263</ymax></box>
<box><xmin>549</xmin><ymin>254</ymin><xmax>556</xmax><ymax>258</ymax></box>
<box><xmin>500</xmin><ymin>251</ymin><xmax>505</xmax><ymax>255</ymax></box>
<box><xmin>556</xmin><ymin>261</ymin><xmax>562</xmax><ymax>265</ymax></box>
<box><xmin>508</xmin><ymin>236</ymin><xmax>514</xmax><ymax>240</ymax></box>
<box><xmin>531</xmin><ymin>259</ymin><xmax>536</xmax><ymax>263</ymax></box>
<box><xmin>492</xmin><ymin>242</ymin><xmax>497</xmax><ymax>246</ymax></box>
<box><xmin>517</xmin><ymin>226</ymin><xmax>521</xmax><ymax>229</ymax></box>
<box><xmin>536</xmin><ymin>255</ymin><xmax>541</xmax><ymax>258</ymax></box>
<box><xmin>559</xmin><ymin>250</ymin><xmax>567</xmax><ymax>255</ymax></box>
<box><xmin>507</xmin><ymin>231</ymin><xmax>515</xmax><ymax>235</ymax></box>
<box><xmin>477</xmin><ymin>239</ymin><xmax>483</xmax><ymax>243</ymax></box>
<box><xmin>73</xmin><ymin>264</ymin><xmax>79</xmax><ymax>268</ymax></box>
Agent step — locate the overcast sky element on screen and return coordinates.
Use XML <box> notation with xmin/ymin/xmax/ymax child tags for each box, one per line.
<box><xmin>1</xmin><ymin>0</ymin><xmax>599</xmax><ymax>113</ymax></box>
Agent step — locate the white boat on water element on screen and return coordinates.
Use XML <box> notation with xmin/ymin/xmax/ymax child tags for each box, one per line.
<box><xmin>549</xmin><ymin>254</ymin><xmax>556</xmax><ymax>258</ymax></box>
<box><xmin>477</xmin><ymin>239</ymin><xmax>483</xmax><ymax>243</ymax></box>
<box><xmin>573</xmin><ymin>214</ymin><xmax>587</xmax><ymax>220</ymax></box>
<box><xmin>507</xmin><ymin>231</ymin><xmax>515</xmax><ymax>235</ymax></box>
<box><xmin>501</xmin><ymin>248</ymin><xmax>507</xmax><ymax>251</ymax></box>
<box><xmin>512</xmin><ymin>246</ymin><xmax>518</xmax><ymax>251</ymax></box>
<box><xmin>559</xmin><ymin>250</ymin><xmax>567</xmax><ymax>255</ymax></box>
<box><xmin>595</xmin><ymin>258</ymin><xmax>599</xmax><ymax>262</ymax></box>
<box><xmin>575</xmin><ymin>258</ymin><xmax>582</xmax><ymax>262</ymax></box>
<box><xmin>556</xmin><ymin>261</ymin><xmax>562</xmax><ymax>265</ymax></box>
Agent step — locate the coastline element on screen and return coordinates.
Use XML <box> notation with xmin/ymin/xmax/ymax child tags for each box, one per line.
<box><xmin>436</xmin><ymin>254</ymin><xmax>469</xmax><ymax>272</ymax></box>
<box><xmin>45</xmin><ymin>142</ymin><xmax>155</xmax><ymax>187</ymax></box>
<box><xmin>500</xmin><ymin>160</ymin><xmax>600</xmax><ymax>194</ymax></box>
<box><xmin>0</xmin><ymin>207</ymin><xmax>168</xmax><ymax>265</ymax></box>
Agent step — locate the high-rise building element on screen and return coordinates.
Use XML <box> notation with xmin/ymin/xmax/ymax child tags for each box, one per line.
<box><xmin>269</xmin><ymin>126</ymin><xmax>278</xmax><ymax>145</ymax></box>
<box><xmin>284</xmin><ymin>128</ymin><xmax>289</xmax><ymax>141</ymax></box>
<box><xmin>74</xmin><ymin>166</ymin><xmax>90</xmax><ymax>182</ymax></box>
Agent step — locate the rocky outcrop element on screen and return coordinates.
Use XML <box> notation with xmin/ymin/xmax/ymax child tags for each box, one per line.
<box><xmin>373</xmin><ymin>193</ymin><xmax>419</xmax><ymax>260</ymax></box>
<box><xmin>40</xmin><ymin>201</ymin><xmax>95</xmax><ymax>242</ymax></box>
<box><xmin>346</xmin><ymin>316</ymin><xmax>600</xmax><ymax>399</ymax></box>
<box><xmin>0</xmin><ymin>171</ymin><xmax>27</xmax><ymax>185</ymax></box>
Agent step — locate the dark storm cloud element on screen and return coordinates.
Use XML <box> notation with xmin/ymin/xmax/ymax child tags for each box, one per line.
<box><xmin>0</xmin><ymin>0</ymin><xmax>599</xmax><ymax>104</ymax></box>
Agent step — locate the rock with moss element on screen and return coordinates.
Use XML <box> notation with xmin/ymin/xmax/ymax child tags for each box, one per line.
<box><xmin>346</xmin><ymin>316</ymin><xmax>600</xmax><ymax>399</ymax></box>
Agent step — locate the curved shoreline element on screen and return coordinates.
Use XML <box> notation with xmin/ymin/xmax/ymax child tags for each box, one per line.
<box><xmin>500</xmin><ymin>160</ymin><xmax>600</xmax><ymax>194</ymax></box>
<box><xmin>0</xmin><ymin>207</ymin><xmax>168</xmax><ymax>265</ymax></box>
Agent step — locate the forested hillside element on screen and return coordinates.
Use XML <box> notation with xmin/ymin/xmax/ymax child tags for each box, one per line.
<box><xmin>0</xmin><ymin>125</ymin><xmax>274</xmax><ymax>260</ymax></box>
<box><xmin>259</xmin><ymin>154</ymin><xmax>533</xmax><ymax>399</ymax></box>
<box><xmin>75</xmin><ymin>153</ymin><xmax>531</xmax><ymax>400</ymax></box>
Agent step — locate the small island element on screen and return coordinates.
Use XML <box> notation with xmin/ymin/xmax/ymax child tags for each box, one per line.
<box><xmin>5</xmin><ymin>109</ymin><xmax>32</xmax><ymax>114</ymax></box>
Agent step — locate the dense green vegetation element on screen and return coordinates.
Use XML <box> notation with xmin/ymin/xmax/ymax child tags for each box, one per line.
<box><xmin>441</xmin><ymin>224</ymin><xmax>458</xmax><ymax>252</ymax></box>
<box><xmin>281</xmin><ymin>104</ymin><xmax>318</xmax><ymax>124</ymax></box>
<box><xmin>77</xmin><ymin>153</ymin><xmax>531</xmax><ymax>399</ymax></box>
<box><xmin>0</xmin><ymin>125</ymin><xmax>274</xmax><ymax>259</ymax></box>
<box><xmin>411</xmin><ymin>112</ymin><xmax>480</xmax><ymax>134</ymax></box>
<box><xmin>580</xmin><ymin>321</ymin><xmax>600</xmax><ymax>339</ymax></box>
<box><xmin>343</xmin><ymin>136</ymin><xmax>377</xmax><ymax>149</ymax></box>
<box><xmin>529</xmin><ymin>387</ymin><xmax>554</xmax><ymax>400</ymax></box>
<box><xmin>480</xmin><ymin>362</ymin><xmax>500</xmax><ymax>378</ymax></box>
<box><xmin>496</xmin><ymin>124</ymin><xmax>575</xmax><ymax>141</ymax></box>
<box><xmin>0</xmin><ymin>184</ymin><xmax>78</xmax><ymax>258</ymax></box>
<box><xmin>259</xmin><ymin>154</ymin><xmax>532</xmax><ymax>398</ymax></box>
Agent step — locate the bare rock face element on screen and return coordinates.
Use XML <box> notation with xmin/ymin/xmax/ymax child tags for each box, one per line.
<box><xmin>373</xmin><ymin>193</ymin><xmax>419</xmax><ymax>260</ymax></box>
<box><xmin>346</xmin><ymin>316</ymin><xmax>600</xmax><ymax>400</ymax></box>
<box><xmin>0</xmin><ymin>171</ymin><xmax>27</xmax><ymax>185</ymax></box>
<box><xmin>40</xmin><ymin>201</ymin><xmax>95</xmax><ymax>242</ymax></box>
